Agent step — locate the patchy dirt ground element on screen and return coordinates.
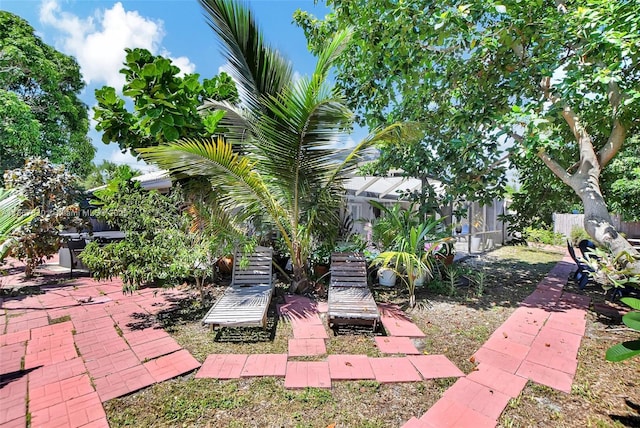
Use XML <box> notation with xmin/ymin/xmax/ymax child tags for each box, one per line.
<box><xmin>104</xmin><ymin>245</ymin><xmax>640</xmax><ymax>427</ymax></box>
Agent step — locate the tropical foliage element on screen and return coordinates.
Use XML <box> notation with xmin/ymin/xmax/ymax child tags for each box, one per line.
<box><xmin>606</xmin><ymin>297</ymin><xmax>640</xmax><ymax>362</ymax></box>
<box><xmin>94</xmin><ymin>48</ymin><xmax>238</xmax><ymax>153</ymax></box>
<box><xmin>3</xmin><ymin>158</ymin><xmax>85</xmax><ymax>277</ymax></box>
<box><xmin>80</xmin><ymin>179</ymin><xmax>248</xmax><ymax>294</ymax></box>
<box><xmin>296</xmin><ymin>0</ymin><xmax>640</xmax><ymax>268</ymax></box>
<box><xmin>0</xmin><ymin>12</ymin><xmax>94</xmax><ymax>179</ymax></box>
<box><xmin>369</xmin><ymin>201</ymin><xmax>453</xmax><ymax>307</ymax></box>
<box><xmin>0</xmin><ymin>189</ymin><xmax>35</xmax><ymax>261</ymax></box>
<box><xmin>139</xmin><ymin>0</ymin><xmax>408</xmax><ymax>293</ymax></box>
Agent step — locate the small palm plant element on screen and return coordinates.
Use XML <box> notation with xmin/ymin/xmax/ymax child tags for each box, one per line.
<box><xmin>0</xmin><ymin>189</ymin><xmax>35</xmax><ymax>261</ymax></box>
<box><xmin>139</xmin><ymin>0</ymin><xmax>409</xmax><ymax>293</ymax></box>
<box><xmin>372</xmin><ymin>218</ymin><xmax>451</xmax><ymax>308</ymax></box>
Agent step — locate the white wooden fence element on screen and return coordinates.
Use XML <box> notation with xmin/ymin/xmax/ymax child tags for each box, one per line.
<box><xmin>554</xmin><ymin>213</ymin><xmax>640</xmax><ymax>238</ymax></box>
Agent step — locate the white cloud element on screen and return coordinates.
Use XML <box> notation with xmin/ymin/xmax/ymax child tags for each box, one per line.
<box><xmin>109</xmin><ymin>149</ymin><xmax>157</xmax><ymax>174</ymax></box>
<box><xmin>39</xmin><ymin>0</ymin><xmax>194</xmax><ymax>88</ymax></box>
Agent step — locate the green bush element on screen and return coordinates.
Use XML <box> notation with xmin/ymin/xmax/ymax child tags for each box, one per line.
<box><xmin>80</xmin><ymin>179</ymin><xmax>247</xmax><ymax>294</ymax></box>
<box><xmin>523</xmin><ymin>226</ymin><xmax>565</xmax><ymax>246</ymax></box>
<box><xmin>570</xmin><ymin>226</ymin><xmax>591</xmax><ymax>246</ymax></box>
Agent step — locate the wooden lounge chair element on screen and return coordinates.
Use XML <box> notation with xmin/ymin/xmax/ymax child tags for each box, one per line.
<box><xmin>328</xmin><ymin>252</ymin><xmax>380</xmax><ymax>330</ymax></box>
<box><xmin>202</xmin><ymin>246</ymin><xmax>274</xmax><ymax>329</ymax></box>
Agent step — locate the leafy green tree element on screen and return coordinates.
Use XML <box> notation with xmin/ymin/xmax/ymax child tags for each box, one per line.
<box><xmin>139</xmin><ymin>0</ymin><xmax>407</xmax><ymax>293</ymax></box>
<box><xmin>296</xmin><ymin>1</ymin><xmax>640</xmax><ymax>267</ymax></box>
<box><xmin>508</xmin><ymin>136</ymin><xmax>640</xmax><ymax>228</ymax></box>
<box><xmin>80</xmin><ymin>160</ymin><xmax>140</xmax><ymax>190</ymax></box>
<box><xmin>603</xmin><ymin>137</ymin><xmax>640</xmax><ymax>222</ymax></box>
<box><xmin>3</xmin><ymin>158</ymin><xmax>85</xmax><ymax>277</ymax></box>
<box><xmin>81</xmin><ymin>180</ymin><xmax>246</xmax><ymax>294</ymax></box>
<box><xmin>94</xmin><ymin>48</ymin><xmax>238</xmax><ymax>153</ymax></box>
<box><xmin>0</xmin><ymin>12</ymin><xmax>94</xmax><ymax>178</ymax></box>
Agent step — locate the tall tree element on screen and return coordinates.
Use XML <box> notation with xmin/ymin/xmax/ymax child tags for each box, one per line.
<box><xmin>94</xmin><ymin>48</ymin><xmax>238</xmax><ymax>154</ymax></box>
<box><xmin>296</xmin><ymin>0</ymin><xmax>640</xmax><ymax>268</ymax></box>
<box><xmin>139</xmin><ymin>0</ymin><xmax>407</xmax><ymax>293</ymax></box>
<box><xmin>0</xmin><ymin>12</ymin><xmax>94</xmax><ymax>178</ymax></box>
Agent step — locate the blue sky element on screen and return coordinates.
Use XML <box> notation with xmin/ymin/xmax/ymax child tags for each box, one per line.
<box><xmin>1</xmin><ymin>0</ymin><xmax>333</xmax><ymax>172</ymax></box>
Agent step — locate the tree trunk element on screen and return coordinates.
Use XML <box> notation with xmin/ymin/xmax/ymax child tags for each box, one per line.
<box><xmin>570</xmin><ymin>175</ymin><xmax>640</xmax><ymax>270</ymax></box>
<box><xmin>408</xmin><ymin>292</ymin><xmax>416</xmax><ymax>308</ymax></box>
<box><xmin>288</xmin><ymin>241</ymin><xmax>309</xmax><ymax>294</ymax></box>
<box><xmin>536</xmin><ymin>94</ymin><xmax>640</xmax><ymax>273</ymax></box>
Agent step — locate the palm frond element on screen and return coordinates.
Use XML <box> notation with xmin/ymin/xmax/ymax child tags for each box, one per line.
<box><xmin>137</xmin><ymin>138</ymin><xmax>291</xmax><ymax>241</ymax></box>
<box><xmin>0</xmin><ymin>188</ymin><xmax>35</xmax><ymax>260</ymax></box>
<box><xmin>198</xmin><ymin>0</ymin><xmax>293</xmax><ymax>109</ymax></box>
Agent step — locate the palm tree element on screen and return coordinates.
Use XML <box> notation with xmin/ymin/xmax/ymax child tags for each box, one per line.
<box><xmin>138</xmin><ymin>0</ymin><xmax>407</xmax><ymax>292</ymax></box>
<box><xmin>0</xmin><ymin>189</ymin><xmax>35</xmax><ymax>261</ymax></box>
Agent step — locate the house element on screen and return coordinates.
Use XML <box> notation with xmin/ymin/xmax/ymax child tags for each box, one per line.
<box><xmin>124</xmin><ymin>170</ymin><xmax>508</xmax><ymax>252</ymax></box>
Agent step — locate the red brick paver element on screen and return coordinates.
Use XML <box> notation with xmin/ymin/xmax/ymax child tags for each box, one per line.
<box><xmin>130</xmin><ymin>335</ymin><xmax>182</xmax><ymax>361</ymax></box>
<box><xmin>327</xmin><ymin>354</ymin><xmax>376</xmax><ymax>380</ymax></box>
<box><xmin>93</xmin><ymin>364</ymin><xmax>155</xmax><ymax>402</ymax></box>
<box><xmin>369</xmin><ymin>357</ymin><xmax>422</xmax><ymax>383</ymax></box>
<box><xmin>420</xmin><ymin>395</ymin><xmax>497</xmax><ymax>428</ymax></box>
<box><xmin>0</xmin><ymin>376</ymin><xmax>27</xmax><ymax>426</ymax></box>
<box><xmin>378</xmin><ymin>303</ymin><xmax>426</xmax><ymax>337</ymax></box>
<box><xmin>375</xmin><ymin>336</ymin><xmax>421</xmax><ymax>354</ymax></box>
<box><xmin>144</xmin><ymin>349</ymin><xmax>201</xmax><ymax>383</ymax></box>
<box><xmin>465</xmin><ymin>363</ymin><xmax>528</xmax><ymax>398</ymax></box>
<box><xmin>240</xmin><ymin>354</ymin><xmax>287</xmax><ymax>377</ymax></box>
<box><xmin>407</xmin><ymin>355</ymin><xmax>465</xmax><ymax>379</ymax></box>
<box><xmin>196</xmin><ymin>354</ymin><xmax>248</xmax><ymax>379</ymax></box>
<box><xmin>284</xmin><ymin>361</ymin><xmax>332</xmax><ymax>389</ymax></box>
<box><xmin>288</xmin><ymin>338</ymin><xmax>326</xmax><ymax>356</ymax></box>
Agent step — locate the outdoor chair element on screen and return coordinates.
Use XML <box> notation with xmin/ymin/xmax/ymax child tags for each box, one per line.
<box><xmin>202</xmin><ymin>246</ymin><xmax>274</xmax><ymax>329</ymax></box>
<box><xmin>578</xmin><ymin>239</ymin><xmax>599</xmax><ymax>261</ymax></box>
<box><xmin>328</xmin><ymin>252</ymin><xmax>380</xmax><ymax>331</ymax></box>
<box><xmin>66</xmin><ymin>239</ymin><xmax>87</xmax><ymax>279</ymax></box>
<box><xmin>567</xmin><ymin>240</ymin><xmax>593</xmax><ymax>290</ymax></box>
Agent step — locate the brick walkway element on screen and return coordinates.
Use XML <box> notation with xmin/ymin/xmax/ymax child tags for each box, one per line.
<box><xmin>408</xmin><ymin>253</ymin><xmax>590</xmax><ymax>428</ymax></box>
<box><xmin>0</xmin><ymin>257</ymin><xmax>200</xmax><ymax>428</ymax></box>
<box><xmin>197</xmin><ymin>295</ymin><xmax>465</xmax><ymax>388</ymax></box>
<box><xmin>2</xmin><ymin>252</ymin><xmax>586</xmax><ymax>427</ymax></box>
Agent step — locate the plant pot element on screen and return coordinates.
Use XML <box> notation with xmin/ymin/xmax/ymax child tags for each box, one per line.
<box><xmin>216</xmin><ymin>255</ymin><xmax>233</xmax><ymax>275</ymax></box>
<box><xmin>378</xmin><ymin>268</ymin><xmax>397</xmax><ymax>287</ymax></box>
<box><xmin>313</xmin><ymin>263</ymin><xmax>329</xmax><ymax>278</ymax></box>
<box><xmin>414</xmin><ymin>272</ymin><xmax>430</xmax><ymax>287</ymax></box>
<box><xmin>471</xmin><ymin>236</ymin><xmax>482</xmax><ymax>252</ymax></box>
<box><xmin>436</xmin><ymin>253</ymin><xmax>455</xmax><ymax>266</ymax></box>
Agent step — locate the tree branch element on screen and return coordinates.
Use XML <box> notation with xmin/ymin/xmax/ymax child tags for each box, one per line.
<box><xmin>598</xmin><ymin>80</ymin><xmax>626</xmax><ymax>168</ymax></box>
<box><xmin>537</xmin><ymin>149</ymin><xmax>572</xmax><ymax>186</ymax></box>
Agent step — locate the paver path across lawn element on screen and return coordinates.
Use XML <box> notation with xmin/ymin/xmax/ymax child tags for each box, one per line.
<box><xmin>0</xmin><ymin>257</ymin><xmax>200</xmax><ymax>428</ymax></box>
<box><xmin>200</xmin><ymin>295</ymin><xmax>465</xmax><ymax>388</ymax></box>
<box><xmin>2</xmin><ymin>251</ymin><xmax>586</xmax><ymax>428</ymax></box>
<box><xmin>412</xmin><ymin>252</ymin><xmax>590</xmax><ymax>428</ymax></box>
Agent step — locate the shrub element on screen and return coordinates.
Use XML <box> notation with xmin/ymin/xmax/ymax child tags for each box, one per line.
<box><xmin>3</xmin><ymin>157</ymin><xmax>86</xmax><ymax>277</ymax></box>
<box><xmin>80</xmin><ymin>179</ymin><xmax>248</xmax><ymax>294</ymax></box>
<box><xmin>570</xmin><ymin>226</ymin><xmax>591</xmax><ymax>246</ymax></box>
<box><xmin>523</xmin><ymin>226</ymin><xmax>564</xmax><ymax>246</ymax></box>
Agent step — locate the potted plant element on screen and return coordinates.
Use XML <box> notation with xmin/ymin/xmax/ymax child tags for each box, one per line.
<box><xmin>310</xmin><ymin>242</ymin><xmax>333</xmax><ymax>279</ymax></box>
<box><xmin>371</xmin><ymin>213</ymin><xmax>451</xmax><ymax>307</ymax></box>
<box><xmin>372</xmin><ymin>223</ymin><xmax>448</xmax><ymax>307</ymax></box>
<box><xmin>433</xmin><ymin>239</ymin><xmax>456</xmax><ymax>266</ymax></box>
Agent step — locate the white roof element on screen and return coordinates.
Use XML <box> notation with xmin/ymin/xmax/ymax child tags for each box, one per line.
<box><xmin>131</xmin><ymin>170</ymin><xmax>172</xmax><ymax>190</ymax></box>
<box><xmin>343</xmin><ymin>175</ymin><xmax>443</xmax><ymax>199</ymax></box>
